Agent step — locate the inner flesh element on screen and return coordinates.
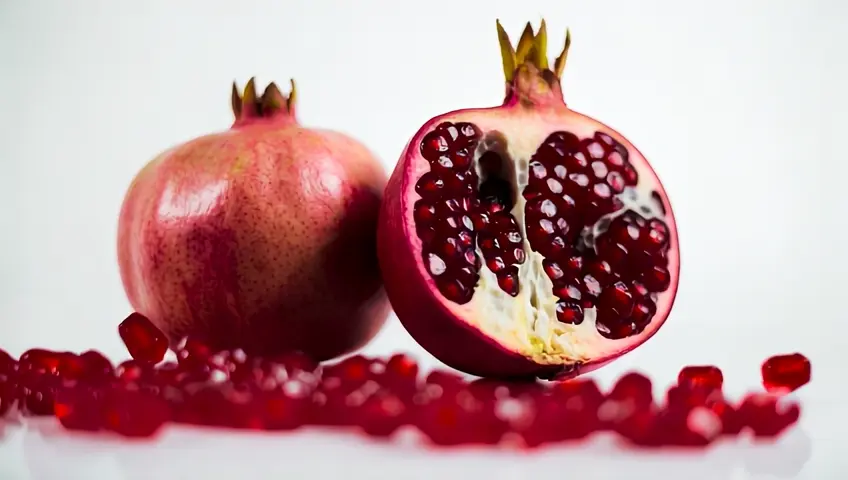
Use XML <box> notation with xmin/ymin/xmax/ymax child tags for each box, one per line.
<box><xmin>414</xmin><ymin>122</ymin><xmax>672</xmax><ymax>360</ymax></box>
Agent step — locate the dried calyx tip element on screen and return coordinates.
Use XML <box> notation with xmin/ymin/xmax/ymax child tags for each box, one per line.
<box><xmin>496</xmin><ymin>19</ymin><xmax>571</xmax><ymax>82</ymax></box>
<box><xmin>231</xmin><ymin>77</ymin><xmax>296</xmax><ymax>120</ymax></box>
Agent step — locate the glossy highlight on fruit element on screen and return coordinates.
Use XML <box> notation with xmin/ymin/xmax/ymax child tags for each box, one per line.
<box><xmin>117</xmin><ymin>78</ymin><xmax>390</xmax><ymax>361</ymax></box>
<box><xmin>378</xmin><ymin>20</ymin><xmax>680</xmax><ymax>379</ymax></box>
<box><xmin>761</xmin><ymin>353</ymin><xmax>811</xmax><ymax>394</ymax></box>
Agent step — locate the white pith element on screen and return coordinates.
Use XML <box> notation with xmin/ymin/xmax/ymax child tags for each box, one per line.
<box><xmin>410</xmin><ymin>110</ymin><xmax>677</xmax><ymax>365</ymax></box>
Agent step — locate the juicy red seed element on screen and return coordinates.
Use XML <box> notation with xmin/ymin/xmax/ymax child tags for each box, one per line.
<box><xmin>54</xmin><ymin>387</ymin><xmax>104</xmax><ymax>431</ymax></box>
<box><xmin>555</xmin><ymin>301</ymin><xmax>584</xmax><ymax>324</ymax></box>
<box><xmin>761</xmin><ymin>353</ymin><xmax>811</xmax><ymax>394</ymax></box>
<box><xmin>607</xmin><ymin>372</ymin><xmax>654</xmax><ymax>411</ymax></box>
<box><xmin>257</xmin><ymin>389</ymin><xmax>312</xmax><ymax>430</ymax></box>
<box><xmin>102</xmin><ymin>389</ymin><xmax>171</xmax><ymax>437</ymax></box>
<box><xmin>176</xmin><ymin>337</ymin><xmax>212</xmax><ymax>369</ymax></box>
<box><xmin>116</xmin><ymin>359</ymin><xmax>147</xmax><ymax>382</ymax></box>
<box><xmin>118</xmin><ymin>312</ymin><xmax>168</xmax><ymax>365</ymax></box>
<box><xmin>0</xmin><ymin>349</ymin><xmax>14</xmax><ymax>373</ymax></box>
<box><xmin>738</xmin><ymin>393</ymin><xmax>801</xmax><ymax>438</ymax></box>
<box><xmin>19</xmin><ymin>348</ymin><xmax>63</xmax><ymax>374</ymax></box>
<box><xmin>497</xmin><ymin>268</ymin><xmax>519</xmax><ymax>297</ymax></box>
<box><xmin>358</xmin><ymin>392</ymin><xmax>408</xmax><ymax>437</ymax></box>
<box><xmin>678</xmin><ymin>365</ymin><xmax>724</xmax><ymax>390</ymax></box>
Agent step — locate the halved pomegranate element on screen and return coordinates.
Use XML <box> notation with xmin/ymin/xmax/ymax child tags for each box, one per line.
<box><xmin>378</xmin><ymin>20</ymin><xmax>680</xmax><ymax>379</ymax></box>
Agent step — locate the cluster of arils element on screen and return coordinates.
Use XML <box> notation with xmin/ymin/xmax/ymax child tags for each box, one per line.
<box><xmin>0</xmin><ymin>313</ymin><xmax>809</xmax><ymax>446</ymax></box>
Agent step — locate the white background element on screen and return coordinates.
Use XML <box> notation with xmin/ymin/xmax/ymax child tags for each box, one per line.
<box><xmin>0</xmin><ymin>0</ymin><xmax>846</xmax><ymax>478</ymax></box>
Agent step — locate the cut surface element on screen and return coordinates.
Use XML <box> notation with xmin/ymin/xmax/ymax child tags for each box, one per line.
<box><xmin>407</xmin><ymin>113</ymin><xmax>678</xmax><ymax>366</ymax></box>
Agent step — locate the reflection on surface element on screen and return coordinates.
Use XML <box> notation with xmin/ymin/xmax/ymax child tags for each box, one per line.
<box><xmin>0</xmin><ymin>418</ymin><xmax>813</xmax><ymax>480</ymax></box>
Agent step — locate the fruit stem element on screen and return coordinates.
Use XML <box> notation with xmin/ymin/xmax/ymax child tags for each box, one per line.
<box><xmin>231</xmin><ymin>77</ymin><xmax>298</xmax><ymax>128</ymax></box>
<box><xmin>496</xmin><ymin>20</ymin><xmax>571</xmax><ymax>109</ymax></box>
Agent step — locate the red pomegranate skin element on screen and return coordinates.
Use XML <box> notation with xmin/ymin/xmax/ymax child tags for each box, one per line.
<box><xmin>118</xmin><ymin>81</ymin><xmax>390</xmax><ymax>361</ymax></box>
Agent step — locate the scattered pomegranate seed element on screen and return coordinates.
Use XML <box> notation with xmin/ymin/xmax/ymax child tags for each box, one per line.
<box><xmin>678</xmin><ymin>365</ymin><xmax>723</xmax><ymax>390</ymax></box>
<box><xmin>54</xmin><ymin>386</ymin><xmax>104</xmax><ymax>432</ymax></box>
<box><xmin>118</xmin><ymin>313</ymin><xmax>168</xmax><ymax>365</ymax></box>
<box><xmin>102</xmin><ymin>389</ymin><xmax>171</xmax><ymax>437</ymax></box>
<box><xmin>737</xmin><ymin>393</ymin><xmax>801</xmax><ymax>438</ymax></box>
<box><xmin>761</xmin><ymin>353</ymin><xmax>811</xmax><ymax>394</ymax></box>
<box><xmin>0</xmin><ymin>314</ymin><xmax>809</xmax><ymax>447</ymax></box>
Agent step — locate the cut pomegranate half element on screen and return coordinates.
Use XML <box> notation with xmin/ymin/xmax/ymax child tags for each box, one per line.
<box><xmin>378</xmin><ymin>20</ymin><xmax>679</xmax><ymax>378</ymax></box>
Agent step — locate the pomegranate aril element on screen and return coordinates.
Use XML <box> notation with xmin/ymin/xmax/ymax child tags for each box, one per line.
<box><xmin>678</xmin><ymin>365</ymin><xmax>723</xmax><ymax>390</ymax></box>
<box><xmin>257</xmin><ymin>389</ymin><xmax>311</xmax><ymax>430</ymax></box>
<box><xmin>0</xmin><ymin>380</ymin><xmax>16</xmax><ymax>417</ymax></box>
<box><xmin>54</xmin><ymin>386</ymin><xmax>104</xmax><ymax>432</ymax></box>
<box><xmin>0</xmin><ymin>349</ymin><xmax>14</xmax><ymax>374</ymax></box>
<box><xmin>600</xmin><ymin>372</ymin><xmax>653</xmax><ymax>426</ymax></box>
<box><xmin>738</xmin><ymin>393</ymin><xmax>801</xmax><ymax>438</ymax></box>
<box><xmin>176</xmin><ymin>336</ymin><xmax>213</xmax><ymax>370</ymax></box>
<box><xmin>415</xmin><ymin>392</ymin><xmax>505</xmax><ymax>446</ymax></box>
<box><xmin>761</xmin><ymin>353</ymin><xmax>811</xmax><ymax>394</ymax></box>
<box><xmin>118</xmin><ymin>313</ymin><xmax>168</xmax><ymax>365</ymax></box>
<box><xmin>420</xmin><ymin>130</ymin><xmax>451</xmax><ymax>161</ymax></box>
<box><xmin>102</xmin><ymin>388</ymin><xmax>171</xmax><ymax>437</ymax></box>
<box><xmin>497</xmin><ymin>268</ymin><xmax>519</xmax><ymax>296</ymax></box>
<box><xmin>555</xmin><ymin>302</ymin><xmax>583</xmax><ymax>324</ymax></box>
<box><xmin>358</xmin><ymin>391</ymin><xmax>408</xmax><ymax>437</ymax></box>
<box><xmin>19</xmin><ymin>348</ymin><xmax>63</xmax><ymax>374</ymax></box>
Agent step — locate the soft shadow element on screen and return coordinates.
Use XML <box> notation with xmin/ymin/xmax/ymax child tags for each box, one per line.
<box><xmin>20</xmin><ymin>421</ymin><xmax>814</xmax><ymax>480</ymax></box>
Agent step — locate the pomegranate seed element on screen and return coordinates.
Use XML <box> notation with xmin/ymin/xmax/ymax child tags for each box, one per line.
<box><xmin>414</xmin><ymin>390</ymin><xmax>505</xmax><ymax>445</ymax></box>
<box><xmin>384</xmin><ymin>353</ymin><xmax>419</xmax><ymax>397</ymax></box>
<box><xmin>761</xmin><ymin>353</ymin><xmax>811</xmax><ymax>394</ymax></box>
<box><xmin>54</xmin><ymin>386</ymin><xmax>104</xmax><ymax>432</ymax></box>
<box><xmin>19</xmin><ymin>348</ymin><xmax>63</xmax><ymax>375</ymax></box>
<box><xmin>116</xmin><ymin>359</ymin><xmax>148</xmax><ymax>382</ymax></box>
<box><xmin>0</xmin><ymin>349</ymin><xmax>15</xmax><ymax>373</ymax></box>
<box><xmin>666</xmin><ymin>384</ymin><xmax>743</xmax><ymax>435</ymax></box>
<box><xmin>257</xmin><ymin>387</ymin><xmax>312</xmax><ymax>430</ymax></box>
<box><xmin>357</xmin><ymin>391</ymin><xmax>408</xmax><ymax>437</ymax></box>
<box><xmin>678</xmin><ymin>365</ymin><xmax>723</xmax><ymax>390</ymax></box>
<box><xmin>175</xmin><ymin>337</ymin><xmax>212</xmax><ymax>370</ymax></box>
<box><xmin>738</xmin><ymin>393</ymin><xmax>801</xmax><ymax>438</ymax></box>
<box><xmin>599</xmin><ymin>372</ymin><xmax>653</xmax><ymax>426</ymax></box>
<box><xmin>102</xmin><ymin>388</ymin><xmax>171</xmax><ymax>437</ymax></box>
<box><xmin>118</xmin><ymin>313</ymin><xmax>168</xmax><ymax>365</ymax></box>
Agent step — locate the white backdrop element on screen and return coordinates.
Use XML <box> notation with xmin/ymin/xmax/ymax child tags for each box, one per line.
<box><xmin>0</xmin><ymin>0</ymin><xmax>845</xmax><ymax>479</ymax></box>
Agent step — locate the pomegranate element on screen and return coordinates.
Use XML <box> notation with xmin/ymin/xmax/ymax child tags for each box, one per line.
<box><xmin>378</xmin><ymin>20</ymin><xmax>680</xmax><ymax>378</ymax></box>
<box><xmin>117</xmin><ymin>78</ymin><xmax>390</xmax><ymax>360</ymax></box>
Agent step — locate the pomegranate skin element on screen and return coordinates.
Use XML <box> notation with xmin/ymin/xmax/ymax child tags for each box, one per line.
<box><xmin>377</xmin><ymin>22</ymin><xmax>679</xmax><ymax>379</ymax></box>
<box><xmin>118</xmin><ymin>80</ymin><xmax>390</xmax><ymax>361</ymax></box>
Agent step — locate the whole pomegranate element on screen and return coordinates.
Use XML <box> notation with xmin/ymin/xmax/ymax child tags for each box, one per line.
<box><xmin>378</xmin><ymin>21</ymin><xmax>680</xmax><ymax>379</ymax></box>
<box><xmin>118</xmin><ymin>78</ymin><xmax>390</xmax><ymax>361</ymax></box>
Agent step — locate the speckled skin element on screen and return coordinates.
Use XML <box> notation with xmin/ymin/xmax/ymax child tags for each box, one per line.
<box><xmin>118</xmin><ymin>117</ymin><xmax>390</xmax><ymax>360</ymax></box>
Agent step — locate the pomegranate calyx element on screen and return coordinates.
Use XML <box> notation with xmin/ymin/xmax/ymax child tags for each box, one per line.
<box><xmin>496</xmin><ymin>19</ymin><xmax>571</xmax><ymax>109</ymax></box>
<box><xmin>231</xmin><ymin>77</ymin><xmax>297</xmax><ymax>127</ymax></box>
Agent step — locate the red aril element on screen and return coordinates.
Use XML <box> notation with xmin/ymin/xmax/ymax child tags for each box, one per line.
<box><xmin>118</xmin><ymin>313</ymin><xmax>168</xmax><ymax>365</ymax></box>
<box><xmin>738</xmin><ymin>393</ymin><xmax>801</xmax><ymax>438</ymax></box>
<box><xmin>117</xmin><ymin>78</ymin><xmax>390</xmax><ymax>361</ymax></box>
<box><xmin>102</xmin><ymin>388</ymin><xmax>171</xmax><ymax>437</ymax></box>
<box><xmin>54</xmin><ymin>386</ymin><xmax>104</xmax><ymax>432</ymax></box>
<box><xmin>599</xmin><ymin>372</ymin><xmax>654</xmax><ymax>427</ymax></box>
<box><xmin>378</xmin><ymin>20</ymin><xmax>679</xmax><ymax>379</ymax></box>
<box><xmin>761</xmin><ymin>353</ymin><xmax>811</xmax><ymax>394</ymax></box>
<box><xmin>0</xmin><ymin>349</ymin><xmax>14</xmax><ymax>373</ymax></box>
<box><xmin>678</xmin><ymin>365</ymin><xmax>723</xmax><ymax>390</ymax></box>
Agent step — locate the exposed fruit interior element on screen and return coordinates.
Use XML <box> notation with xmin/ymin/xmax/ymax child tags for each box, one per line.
<box><xmin>414</xmin><ymin>122</ymin><xmax>673</xmax><ymax>359</ymax></box>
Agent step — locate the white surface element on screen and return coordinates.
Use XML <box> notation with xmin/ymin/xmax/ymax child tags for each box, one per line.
<box><xmin>0</xmin><ymin>0</ymin><xmax>846</xmax><ymax>478</ymax></box>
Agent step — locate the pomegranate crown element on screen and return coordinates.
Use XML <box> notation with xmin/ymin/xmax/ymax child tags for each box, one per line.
<box><xmin>231</xmin><ymin>77</ymin><xmax>297</xmax><ymax>125</ymax></box>
<box><xmin>495</xmin><ymin>19</ymin><xmax>572</xmax><ymax>107</ymax></box>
